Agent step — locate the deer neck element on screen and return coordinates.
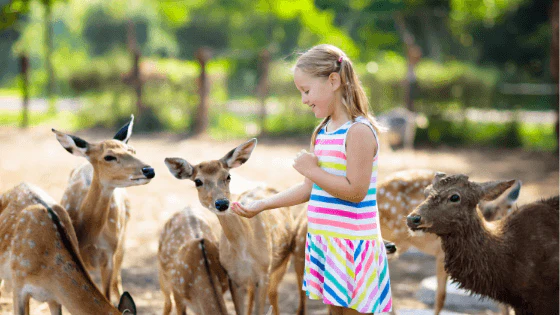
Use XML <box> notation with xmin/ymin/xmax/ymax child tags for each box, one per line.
<box><xmin>216</xmin><ymin>212</ymin><xmax>253</xmax><ymax>244</ymax></box>
<box><xmin>58</xmin><ymin>279</ymin><xmax>120</xmax><ymax>315</ymax></box>
<box><xmin>76</xmin><ymin>173</ymin><xmax>115</xmax><ymax>247</ymax></box>
<box><xmin>439</xmin><ymin>214</ymin><xmax>509</xmax><ymax>300</ymax></box>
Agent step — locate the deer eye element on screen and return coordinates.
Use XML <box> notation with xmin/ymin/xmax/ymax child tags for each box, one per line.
<box><xmin>449</xmin><ymin>194</ymin><xmax>460</xmax><ymax>202</ymax></box>
<box><xmin>194</xmin><ymin>179</ymin><xmax>203</xmax><ymax>187</ymax></box>
<box><xmin>104</xmin><ymin>155</ymin><xmax>117</xmax><ymax>162</ymax></box>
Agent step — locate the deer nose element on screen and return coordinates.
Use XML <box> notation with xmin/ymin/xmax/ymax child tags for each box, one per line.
<box><xmin>215</xmin><ymin>199</ymin><xmax>230</xmax><ymax>211</ymax></box>
<box><xmin>385</xmin><ymin>242</ymin><xmax>397</xmax><ymax>254</ymax></box>
<box><xmin>406</xmin><ymin>215</ymin><xmax>422</xmax><ymax>227</ymax></box>
<box><xmin>142</xmin><ymin>167</ymin><xmax>155</xmax><ymax>179</ymax></box>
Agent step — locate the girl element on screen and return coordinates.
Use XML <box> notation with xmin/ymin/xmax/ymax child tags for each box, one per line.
<box><xmin>232</xmin><ymin>44</ymin><xmax>392</xmax><ymax>315</ymax></box>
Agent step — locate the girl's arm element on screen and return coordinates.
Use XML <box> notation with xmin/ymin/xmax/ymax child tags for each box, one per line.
<box><xmin>232</xmin><ymin>177</ymin><xmax>312</xmax><ymax>218</ymax></box>
<box><xmin>295</xmin><ymin>123</ymin><xmax>376</xmax><ymax>203</ymax></box>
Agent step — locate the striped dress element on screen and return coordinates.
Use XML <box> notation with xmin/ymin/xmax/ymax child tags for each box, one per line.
<box><xmin>302</xmin><ymin>116</ymin><xmax>392</xmax><ymax>313</ymax></box>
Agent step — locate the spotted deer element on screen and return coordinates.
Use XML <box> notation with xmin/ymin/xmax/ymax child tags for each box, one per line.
<box><xmin>292</xmin><ymin>169</ymin><xmax>521</xmax><ymax>315</ymax></box>
<box><xmin>158</xmin><ymin>207</ymin><xmax>229</xmax><ymax>315</ymax></box>
<box><xmin>53</xmin><ymin>115</ymin><xmax>155</xmax><ymax>303</ymax></box>
<box><xmin>406</xmin><ymin>173</ymin><xmax>558</xmax><ymax>315</ymax></box>
<box><xmin>165</xmin><ymin>138</ymin><xmax>294</xmax><ymax>315</ymax></box>
<box><xmin>0</xmin><ymin>183</ymin><xmax>137</xmax><ymax>315</ymax></box>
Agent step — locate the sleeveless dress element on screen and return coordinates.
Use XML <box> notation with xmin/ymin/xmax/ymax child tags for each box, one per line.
<box><xmin>302</xmin><ymin>116</ymin><xmax>392</xmax><ymax>313</ymax></box>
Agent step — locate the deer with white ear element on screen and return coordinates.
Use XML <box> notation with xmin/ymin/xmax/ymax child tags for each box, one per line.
<box><xmin>53</xmin><ymin>115</ymin><xmax>155</xmax><ymax>303</ymax></box>
<box><xmin>165</xmin><ymin>139</ymin><xmax>294</xmax><ymax>315</ymax></box>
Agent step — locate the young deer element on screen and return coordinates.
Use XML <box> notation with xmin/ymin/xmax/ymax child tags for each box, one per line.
<box><xmin>158</xmin><ymin>207</ymin><xmax>229</xmax><ymax>315</ymax></box>
<box><xmin>0</xmin><ymin>183</ymin><xmax>137</xmax><ymax>315</ymax></box>
<box><xmin>292</xmin><ymin>169</ymin><xmax>521</xmax><ymax>315</ymax></box>
<box><xmin>53</xmin><ymin>115</ymin><xmax>155</xmax><ymax>303</ymax></box>
<box><xmin>165</xmin><ymin>139</ymin><xmax>294</xmax><ymax>315</ymax></box>
<box><xmin>407</xmin><ymin>173</ymin><xmax>559</xmax><ymax>315</ymax></box>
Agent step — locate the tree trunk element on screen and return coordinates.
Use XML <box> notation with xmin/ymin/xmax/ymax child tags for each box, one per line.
<box><xmin>44</xmin><ymin>1</ymin><xmax>56</xmax><ymax>114</ymax></box>
<box><xmin>20</xmin><ymin>55</ymin><xmax>29</xmax><ymax>128</ymax></box>
<box><xmin>257</xmin><ymin>49</ymin><xmax>270</xmax><ymax>135</ymax></box>
<box><xmin>192</xmin><ymin>47</ymin><xmax>212</xmax><ymax>135</ymax></box>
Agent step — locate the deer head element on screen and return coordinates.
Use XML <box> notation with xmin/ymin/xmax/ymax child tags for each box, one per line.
<box><xmin>165</xmin><ymin>138</ymin><xmax>257</xmax><ymax>214</ymax></box>
<box><xmin>52</xmin><ymin>115</ymin><xmax>155</xmax><ymax>187</ymax></box>
<box><xmin>407</xmin><ymin>173</ymin><xmax>515</xmax><ymax>235</ymax></box>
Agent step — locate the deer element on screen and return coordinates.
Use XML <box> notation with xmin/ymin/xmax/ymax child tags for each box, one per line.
<box><xmin>291</xmin><ymin>169</ymin><xmax>521</xmax><ymax>315</ymax></box>
<box><xmin>158</xmin><ymin>206</ymin><xmax>229</xmax><ymax>315</ymax></box>
<box><xmin>165</xmin><ymin>138</ymin><xmax>294</xmax><ymax>315</ymax></box>
<box><xmin>406</xmin><ymin>173</ymin><xmax>559</xmax><ymax>315</ymax></box>
<box><xmin>53</xmin><ymin>114</ymin><xmax>155</xmax><ymax>303</ymax></box>
<box><xmin>0</xmin><ymin>182</ymin><xmax>137</xmax><ymax>315</ymax></box>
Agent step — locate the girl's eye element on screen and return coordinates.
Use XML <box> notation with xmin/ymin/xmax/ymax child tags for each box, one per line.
<box><xmin>194</xmin><ymin>179</ymin><xmax>203</xmax><ymax>187</ymax></box>
<box><xmin>449</xmin><ymin>194</ymin><xmax>460</xmax><ymax>203</ymax></box>
<box><xmin>104</xmin><ymin>155</ymin><xmax>117</xmax><ymax>162</ymax></box>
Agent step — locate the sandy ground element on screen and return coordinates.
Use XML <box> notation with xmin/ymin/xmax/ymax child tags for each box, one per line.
<box><xmin>0</xmin><ymin>126</ymin><xmax>557</xmax><ymax>315</ymax></box>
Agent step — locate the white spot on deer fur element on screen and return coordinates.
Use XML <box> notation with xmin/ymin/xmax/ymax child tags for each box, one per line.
<box><xmin>180</xmin><ymin>277</ymin><xmax>185</xmax><ymax>284</ymax></box>
<box><xmin>28</xmin><ymin>240</ymin><xmax>35</xmax><ymax>248</ymax></box>
<box><xmin>391</xmin><ymin>207</ymin><xmax>396</xmax><ymax>214</ymax></box>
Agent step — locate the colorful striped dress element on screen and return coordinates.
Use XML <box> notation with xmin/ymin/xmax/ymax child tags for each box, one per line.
<box><xmin>302</xmin><ymin>116</ymin><xmax>392</xmax><ymax>313</ymax></box>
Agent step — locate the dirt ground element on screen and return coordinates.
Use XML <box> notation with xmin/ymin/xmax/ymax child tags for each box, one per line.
<box><xmin>0</xmin><ymin>126</ymin><xmax>557</xmax><ymax>315</ymax></box>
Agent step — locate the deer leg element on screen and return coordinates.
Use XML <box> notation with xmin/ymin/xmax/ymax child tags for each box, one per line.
<box><xmin>100</xmin><ymin>260</ymin><xmax>115</xmax><ymax>303</ymax></box>
<box><xmin>47</xmin><ymin>301</ymin><xmax>62</xmax><ymax>315</ymax></box>
<box><xmin>13</xmin><ymin>287</ymin><xmax>30</xmax><ymax>315</ymax></box>
<box><xmin>246</xmin><ymin>285</ymin><xmax>254</xmax><ymax>315</ymax></box>
<box><xmin>293</xmin><ymin>252</ymin><xmax>306</xmax><ymax>315</ymax></box>
<box><xmin>172</xmin><ymin>289</ymin><xmax>187</xmax><ymax>315</ymax></box>
<box><xmin>158</xmin><ymin>272</ymin><xmax>172</xmax><ymax>315</ymax></box>
<box><xmin>111</xmin><ymin>247</ymin><xmax>125</xmax><ymax>300</ymax></box>
<box><xmin>253</xmin><ymin>278</ymin><xmax>269</xmax><ymax>315</ymax></box>
<box><xmin>229</xmin><ymin>278</ymin><xmax>248</xmax><ymax>315</ymax></box>
<box><xmin>434</xmin><ymin>253</ymin><xmax>447</xmax><ymax>315</ymax></box>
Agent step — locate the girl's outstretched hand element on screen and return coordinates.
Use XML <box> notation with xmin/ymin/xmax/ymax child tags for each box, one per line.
<box><xmin>231</xmin><ymin>200</ymin><xmax>265</xmax><ymax>218</ymax></box>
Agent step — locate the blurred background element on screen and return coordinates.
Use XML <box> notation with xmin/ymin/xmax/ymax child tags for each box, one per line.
<box><xmin>0</xmin><ymin>0</ymin><xmax>558</xmax><ymax>150</ymax></box>
<box><xmin>0</xmin><ymin>0</ymin><xmax>558</xmax><ymax>314</ymax></box>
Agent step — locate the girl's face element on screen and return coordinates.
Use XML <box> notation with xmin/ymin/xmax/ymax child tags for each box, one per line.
<box><xmin>293</xmin><ymin>68</ymin><xmax>340</xmax><ymax>119</ymax></box>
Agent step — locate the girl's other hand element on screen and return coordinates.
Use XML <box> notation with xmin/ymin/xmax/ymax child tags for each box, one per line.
<box><xmin>231</xmin><ymin>200</ymin><xmax>265</xmax><ymax>218</ymax></box>
<box><xmin>293</xmin><ymin>150</ymin><xmax>319</xmax><ymax>177</ymax></box>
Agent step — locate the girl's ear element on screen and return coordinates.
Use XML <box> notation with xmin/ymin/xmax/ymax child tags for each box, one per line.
<box><xmin>328</xmin><ymin>72</ymin><xmax>341</xmax><ymax>91</ymax></box>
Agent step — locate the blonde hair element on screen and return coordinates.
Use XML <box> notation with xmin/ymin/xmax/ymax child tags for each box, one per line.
<box><xmin>295</xmin><ymin>44</ymin><xmax>384</xmax><ymax>147</ymax></box>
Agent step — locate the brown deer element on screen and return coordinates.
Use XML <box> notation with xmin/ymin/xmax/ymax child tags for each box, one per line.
<box><xmin>165</xmin><ymin>138</ymin><xmax>294</xmax><ymax>315</ymax></box>
<box><xmin>0</xmin><ymin>183</ymin><xmax>137</xmax><ymax>315</ymax></box>
<box><xmin>292</xmin><ymin>169</ymin><xmax>521</xmax><ymax>315</ymax></box>
<box><xmin>406</xmin><ymin>173</ymin><xmax>559</xmax><ymax>315</ymax></box>
<box><xmin>54</xmin><ymin>115</ymin><xmax>155</xmax><ymax>303</ymax></box>
<box><xmin>158</xmin><ymin>207</ymin><xmax>229</xmax><ymax>315</ymax></box>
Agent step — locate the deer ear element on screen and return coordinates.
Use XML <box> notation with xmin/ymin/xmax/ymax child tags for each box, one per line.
<box><xmin>52</xmin><ymin>129</ymin><xmax>89</xmax><ymax>158</ymax></box>
<box><xmin>117</xmin><ymin>291</ymin><xmax>136</xmax><ymax>314</ymax></box>
<box><xmin>506</xmin><ymin>180</ymin><xmax>522</xmax><ymax>204</ymax></box>
<box><xmin>164</xmin><ymin>158</ymin><xmax>194</xmax><ymax>180</ymax></box>
<box><xmin>114</xmin><ymin>115</ymin><xmax>134</xmax><ymax>143</ymax></box>
<box><xmin>479</xmin><ymin>180</ymin><xmax>516</xmax><ymax>201</ymax></box>
<box><xmin>220</xmin><ymin>138</ymin><xmax>257</xmax><ymax>169</ymax></box>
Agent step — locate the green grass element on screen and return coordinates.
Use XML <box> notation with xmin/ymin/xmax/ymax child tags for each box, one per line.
<box><xmin>0</xmin><ymin>88</ymin><xmax>20</xmax><ymax>97</ymax></box>
<box><xmin>0</xmin><ymin>110</ymin><xmax>83</xmax><ymax>131</ymax></box>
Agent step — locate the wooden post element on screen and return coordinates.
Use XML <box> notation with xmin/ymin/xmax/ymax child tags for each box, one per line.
<box><xmin>20</xmin><ymin>55</ymin><xmax>29</xmax><ymax>128</ymax></box>
<box><xmin>127</xmin><ymin>21</ymin><xmax>144</xmax><ymax>115</ymax></box>
<box><xmin>394</xmin><ymin>12</ymin><xmax>422</xmax><ymax>113</ymax></box>
<box><xmin>44</xmin><ymin>0</ymin><xmax>56</xmax><ymax>114</ymax></box>
<box><xmin>192</xmin><ymin>47</ymin><xmax>212</xmax><ymax>135</ymax></box>
<box><xmin>257</xmin><ymin>48</ymin><xmax>270</xmax><ymax>135</ymax></box>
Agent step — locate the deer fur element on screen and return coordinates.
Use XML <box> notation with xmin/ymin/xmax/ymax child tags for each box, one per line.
<box><xmin>407</xmin><ymin>173</ymin><xmax>559</xmax><ymax>315</ymax></box>
<box><xmin>54</xmin><ymin>115</ymin><xmax>155</xmax><ymax>303</ymax></box>
<box><xmin>165</xmin><ymin>138</ymin><xmax>294</xmax><ymax>315</ymax></box>
<box><xmin>158</xmin><ymin>207</ymin><xmax>229</xmax><ymax>315</ymax></box>
<box><xmin>0</xmin><ymin>183</ymin><xmax>137</xmax><ymax>315</ymax></box>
